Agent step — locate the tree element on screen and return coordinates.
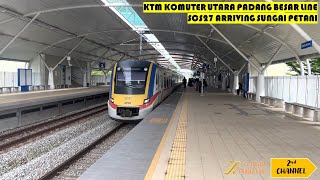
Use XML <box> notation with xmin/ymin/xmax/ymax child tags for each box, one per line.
<box><xmin>286</xmin><ymin>58</ymin><xmax>320</xmax><ymax>75</ymax></box>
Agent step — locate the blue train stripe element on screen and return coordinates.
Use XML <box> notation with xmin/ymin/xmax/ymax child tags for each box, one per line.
<box><xmin>148</xmin><ymin>64</ymin><xmax>157</xmax><ymax>99</ymax></box>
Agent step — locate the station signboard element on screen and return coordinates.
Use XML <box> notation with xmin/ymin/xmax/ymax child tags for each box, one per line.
<box><xmin>301</xmin><ymin>40</ymin><xmax>312</xmax><ymax>49</ymax></box>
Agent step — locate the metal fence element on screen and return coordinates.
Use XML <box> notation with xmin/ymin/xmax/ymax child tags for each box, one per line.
<box><xmin>250</xmin><ymin>76</ymin><xmax>320</xmax><ymax>108</ymax></box>
<box><xmin>0</xmin><ymin>72</ymin><xmax>18</xmax><ymax>87</ymax></box>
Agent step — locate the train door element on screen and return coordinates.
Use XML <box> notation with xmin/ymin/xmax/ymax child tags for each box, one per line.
<box><xmin>154</xmin><ymin>70</ymin><xmax>160</xmax><ymax>105</ymax></box>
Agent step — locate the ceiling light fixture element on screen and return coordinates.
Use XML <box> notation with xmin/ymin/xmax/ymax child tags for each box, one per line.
<box><xmin>100</xmin><ymin>0</ymin><xmax>181</xmax><ymax>70</ymax></box>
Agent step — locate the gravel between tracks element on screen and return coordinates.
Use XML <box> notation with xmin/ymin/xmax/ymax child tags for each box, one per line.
<box><xmin>53</xmin><ymin>124</ymin><xmax>136</xmax><ymax>179</ymax></box>
<box><xmin>0</xmin><ymin>103</ymin><xmax>107</xmax><ymax>137</ymax></box>
<box><xmin>0</xmin><ymin>115</ymin><xmax>120</xmax><ymax>180</ymax></box>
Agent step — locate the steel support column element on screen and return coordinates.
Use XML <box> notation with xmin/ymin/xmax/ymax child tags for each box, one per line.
<box><xmin>52</xmin><ymin>36</ymin><xmax>88</xmax><ymax>70</ymax></box>
<box><xmin>237</xmin><ymin>63</ymin><xmax>247</xmax><ymax>75</ymax></box>
<box><xmin>210</xmin><ymin>24</ymin><xmax>261</xmax><ymax>73</ymax></box>
<box><xmin>196</xmin><ymin>36</ymin><xmax>235</xmax><ymax>74</ymax></box>
<box><xmin>0</xmin><ymin>13</ymin><xmax>40</xmax><ymax>56</ymax></box>
<box><xmin>262</xmin><ymin>45</ymin><xmax>283</xmax><ymax>73</ymax></box>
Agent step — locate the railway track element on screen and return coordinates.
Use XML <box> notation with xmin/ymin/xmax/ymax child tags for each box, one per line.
<box><xmin>0</xmin><ymin>103</ymin><xmax>108</xmax><ymax>152</ymax></box>
<box><xmin>40</xmin><ymin>123</ymin><xmax>136</xmax><ymax>180</ymax></box>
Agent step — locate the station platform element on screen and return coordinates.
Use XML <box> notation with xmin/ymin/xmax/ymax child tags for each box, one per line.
<box><xmin>0</xmin><ymin>86</ymin><xmax>108</xmax><ymax>111</ymax></box>
<box><xmin>0</xmin><ymin>86</ymin><xmax>109</xmax><ymax>132</ymax></box>
<box><xmin>79</xmin><ymin>87</ymin><xmax>320</xmax><ymax>180</ymax></box>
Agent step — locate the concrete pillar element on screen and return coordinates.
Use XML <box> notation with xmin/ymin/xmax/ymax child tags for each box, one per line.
<box><xmin>256</xmin><ymin>73</ymin><xmax>265</xmax><ymax>102</ymax></box>
<box><xmin>40</xmin><ymin>54</ymin><xmax>46</xmax><ymax>85</ymax></box>
<box><xmin>83</xmin><ymin>72</ymin><xmax>87</xmax><ymax>87</ymax></box>
<box><xmin>222</xmin><ymin>75</ymin><xmax>227</xmax><ymax>90</ymax></box>
<box><xmin>48</xmin><ymin>68</ymin><xmax>55</xmax><ymax>89</ymax></box>
<box><xmin>233</xmin><ymin>73</ymin><xmax>239</xmax><ymax>94</ymax></box>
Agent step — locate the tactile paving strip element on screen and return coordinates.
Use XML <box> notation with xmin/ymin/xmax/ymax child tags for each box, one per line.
<box><xmin>165</xmin><ymin>97</ymin><xmax>188</xmax><ymax>180</ymax></box>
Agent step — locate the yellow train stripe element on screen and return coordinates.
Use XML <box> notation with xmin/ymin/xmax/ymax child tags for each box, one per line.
<box><xmin>144</xmin><ymin>63</ymin><xmax>153</xmax><ymax>98</ymax></box>
<box><xmin>165</xmin><ymin>97</ymin><xmax>188</xmax><ymax>180</ymax></box>
<box><xmin>144</xmin><ymin>95</ymin><xmax>184</xmax><ymax>180</ymax></box>
<box><xmin>111</xmin><ymin>63</ymin><xmax>117</xmax><ymax>96</ymax></box>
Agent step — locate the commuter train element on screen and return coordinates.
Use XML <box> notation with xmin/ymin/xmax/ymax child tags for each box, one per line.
<box><xmin>108</xmin><ymin>60</ymin><xmax>183</xmax><ymax>120</ymax></box>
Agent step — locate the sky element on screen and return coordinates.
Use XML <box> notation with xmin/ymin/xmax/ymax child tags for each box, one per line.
<box><xmin>0</xmin><ymin>60</ymin><xmax>28</xmax><ymax>72</ymax></box>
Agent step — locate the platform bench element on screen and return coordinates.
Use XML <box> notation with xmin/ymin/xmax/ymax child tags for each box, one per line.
<box><xmin>247</xmin><ymin>92</ymin><xmax>256</xmax><ymax>101</ymax></box>
<box><xmin>261</xmin><ymin>96</ymin><xmax>284</xmax><ymax>108</ymax></box>
<box><xmin>55</xmin><ymin>85</ymin><xmax>69</xmax><ymax>89</ymax></box>
<box><xmin>31</xmin><ymin>85</ymin><xmax>47</xmax><ymax>91</ymax></box>
<box><xmin>285</xmin><ymin>102</ymin><xmax>320</xmax><ymax>121</ymax></box>
<box><xmin>0</xmin><ymin>87</ymin><xmax>19</xmax><ymax>93</ymax></box>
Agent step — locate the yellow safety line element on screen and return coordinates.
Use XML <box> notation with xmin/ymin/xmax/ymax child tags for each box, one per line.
<box><xmin>165</xmin><ymin>97</ymin><xmax>188</xmax><ymax>180</ymax></box>
<box><xmin>144</xmin><ymin>96</ymin><xmax>184</xmax><ymax>180</ymax></box>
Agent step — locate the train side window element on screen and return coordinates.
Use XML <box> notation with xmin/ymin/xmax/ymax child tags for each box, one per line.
<box><xmin>156</xmin><ymin>73</ymin><xmax>158</xmax><ymax>85</ymax></box>
<box><xmin>165</xmin><ymin>77</ymin><xmax>167</xmax><ymax>88</ymax></box>
<box><xmin>164</xmin><ymin>77</ymin><xmax>168</xmax><ymax>88</ymax></box>
<box><xmin>163</xmin><ymin>76</ymin><xmax>165</xmax><ymax>88</ymax></box>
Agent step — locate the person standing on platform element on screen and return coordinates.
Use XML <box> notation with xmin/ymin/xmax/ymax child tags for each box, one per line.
<box><xmin>195</xmin><ymin>78</ymin><xmax>199</xmax><ymax>91</ymax></box>
<box><xmin>188</xmin><ymin>78</ymin><xmax>193</xmax><ymax>87</ymax></box>
<box><xmin>237</xmin><ymin>82</ymin><xmax>243</xmax><ymax>95</ymax></box>
<box><xmin>203</xmin><ymin>79</ymin><xmax>207</xmax><ymax>92</ymax></box>
<box><xmin>198</xmin><ymin>80</ymin><xmax>202</xmax><ymax>93</ymax></box>
<box><xmin>183</xmin><ymin>77</ymin><xmax>187</xmax><ymax>88</ymax></box>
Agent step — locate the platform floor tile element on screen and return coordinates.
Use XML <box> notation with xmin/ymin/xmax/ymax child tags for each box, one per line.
<box><xmin>152</xmin><ymin>88</ymin><xmax>320</xmax><ymax>180</ymax></box>
<box><xmin>78</xmin><ymin>90</ymin><xmax>183</xmax><ymax>180</ymax></box>
<box><xmin>185</xmin><ymin>90</ymin><xmax>320</xmax><ymax>180</ymax></box>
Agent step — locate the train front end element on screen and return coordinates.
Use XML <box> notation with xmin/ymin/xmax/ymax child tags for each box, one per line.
<box><xmin>108</xmin><ymin>60</ymin><xmax>156</xmax><ymax>121</ymax></box>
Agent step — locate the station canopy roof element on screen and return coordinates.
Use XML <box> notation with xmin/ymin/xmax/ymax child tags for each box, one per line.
<box><xmin>0</xmin><ymin>0</ymin><xmax>319</xmax><ymax>71</ymax></box>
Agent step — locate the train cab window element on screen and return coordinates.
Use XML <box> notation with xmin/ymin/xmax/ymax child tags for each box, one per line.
<box><xmin>115</xmin><ymin>66</ymin><xmax>148</xmax><ymax>94</ymax></box>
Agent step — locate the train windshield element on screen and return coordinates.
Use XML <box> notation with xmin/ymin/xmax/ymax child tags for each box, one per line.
<box><xmin>115</xmin><ymin>67</ymin><xmax>148</xmax><ymax>94</ymax></box>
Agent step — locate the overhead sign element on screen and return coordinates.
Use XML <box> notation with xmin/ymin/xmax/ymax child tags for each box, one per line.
<box><xmin>301</xmin><ymin>40</ymin><xmax>313</xmax><ymax>49</ymax></box>
<box><xmin>271</xmin><ymin>158</ymin><xmax>317</xmax><ymax>178</ymax></box>
<box><xmin>99</xmin><ymin>62</ymin><xmax>106</xmax><ymax>69</ymax></box>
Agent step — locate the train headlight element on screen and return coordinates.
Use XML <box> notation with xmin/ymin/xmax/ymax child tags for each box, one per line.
<box><xmin>110</xmin><ymin>97</ymin><xmax>114</xmax><ymax>103</ymax></box>
<box><xmin>144</xmin><ymin>99</ymin><xmax>150</xmax><ymax>104</ymax></box>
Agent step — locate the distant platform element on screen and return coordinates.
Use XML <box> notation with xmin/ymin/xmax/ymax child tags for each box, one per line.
<box><xmin>0</xmin><ymin>86</ymin><xmax>109</xmax><ymax>132</ymax></box>
<box><xmin>0</xmin><ymin>86</ymin><xmax>108</xmax><ymax>111</ymax></box>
